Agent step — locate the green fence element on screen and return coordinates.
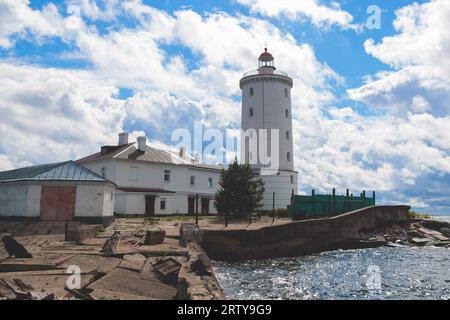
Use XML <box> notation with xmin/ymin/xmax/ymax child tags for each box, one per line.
<box><xmin>287</xmin><ymin>190</ymin><xmax>375</xmax><ymax>220</ymax></box>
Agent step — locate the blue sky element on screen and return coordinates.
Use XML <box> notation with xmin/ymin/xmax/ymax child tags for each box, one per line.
<box><xmin>0</xmin><ymin>0</ymin><xmax>449</xmax><ymax>215</ymax></box>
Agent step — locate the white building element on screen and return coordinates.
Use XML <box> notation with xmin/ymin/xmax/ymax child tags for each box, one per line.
<box><xmin>240</xmin><ymin>48</ymin><xmax>299</xmax><ymax>210</ymax></box>
<box><xmin>0</xmin><ymin>161</ymin><xmax>116</xmax><ymax>225</ymax></box>
<box><xmin>78</xmin><ymin>133</ymin><xmax>222</xmax><ymax>216</ymax></box>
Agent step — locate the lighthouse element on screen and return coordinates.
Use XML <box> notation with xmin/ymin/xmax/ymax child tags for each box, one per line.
<box><xmin>240</xmin><ymin>48</ymin><xmax>298</xmax><ymax>210</ymax></box>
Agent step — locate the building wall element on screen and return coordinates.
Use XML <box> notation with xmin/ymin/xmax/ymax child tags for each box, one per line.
<box><xmin>0</xmin><ymin>182</ymin><xmax>114</xmax><ymax>219</ymax></box>
<box><xmin>0</xmin><ymin>184</ymin><xmax>31</xmax><ymax>217</ymax></box>
<box><xmin>116</xmin><ymin>192</ymin><xmax>217</xmax><ymax>215</ymax></box>
<box><xmin>83</xmin><ymin>159</ymin><xmax>220</xmax><ymax>215</ymax></box>
<box><xmin>26</xmin><ymin>185</ymin><xmax>42</xmax><ymax>217</ymax></box>
<box><xmin>75</xmin><ymin>185</ymin><xmax>115</xmax><ymax>217</ymax></box>
<box><xmin>260</xmin><ymin>171</ymin><xmax>298</xmax><ymax>210</ymax></box>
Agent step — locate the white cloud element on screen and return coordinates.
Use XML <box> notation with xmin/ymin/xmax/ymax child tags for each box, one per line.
<box><xmin>236</xmin><ymin>0</ymin><xmax>356</xmax><ymax>30</ymax></box>
<box><xmin>0</xmin><ymin>62</ymin><xmax>126</xmax><ymax>169</ymax></box>
<box><xmin>348</xmin><ymin>0</ymin><xmax>450</xmax><ymax>117</ymax></box>
<box><xmin>0</xmin><ymin>0</ymin><xmax>62</xmax><ymax>48</ymax></box>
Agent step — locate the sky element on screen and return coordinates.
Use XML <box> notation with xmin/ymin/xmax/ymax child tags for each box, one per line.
<box><xmin>0</xmin><ymin>0</ymin><xmax>449</xmax><ymax>215</ymax></box>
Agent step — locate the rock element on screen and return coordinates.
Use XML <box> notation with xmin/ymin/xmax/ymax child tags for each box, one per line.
<box><xmin>387</xmin><ymin>242</ymin><xmax>406</xmax><ymax>248</ymax></box>
<box><xmin>65</xmin><ymin>224</ymin><xmax>100</xmax><ymax>244</ymax></box>
<box><xmin>144</xmin><ymin>228</ymin><xmax>166</xmax><ymax>245</ymax></box>
<box><xmin>190</xmin><ymin>252</ymin><xmax>213</xmax><ymax>276</ymax></box>
<box><xmin>434</xmin><ymin>241</ymin><xmax>450</xmax><ymax>247</ymax></box>
<box><xmin>179</xmin><ymin>223</ymin><xmax>202</xmax><ymax>246</ymax></box>
<box><xmin>411</xmin><ymin>237</ymin><xmax>432</xmax><ymax>246</ymax></box>
<box><xmin>417</xmin><ymin>227</ymin><xmax>449</xmax><ymax>241</ymax></box>
<box><xmin>440</xmin><ymin>227</ymin><xmax>450</xmax><ymax>237</ymax></box>
<box><xmin>421</xmin><ymin>219</ymin><xmax>450</xmax><ymax>230</ymax></box>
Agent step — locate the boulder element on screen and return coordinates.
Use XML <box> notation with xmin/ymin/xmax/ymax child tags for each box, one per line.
<box><xmin>144</xmin><ymin>228</ymin><xmax>165</xmax><ymax>245</ymax></box>
<box><xmin>65</xmin><ymin>224</ymin><xmax>100</xmax><ymax>244</ymax></box>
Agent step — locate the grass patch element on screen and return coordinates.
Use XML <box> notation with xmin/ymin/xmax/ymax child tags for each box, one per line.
<box><xmin>408</xmin><ymin>211</ymin><xmax>431</xmax><ymax>219</ymax></box>
<box><xmin>156</xmin><ymin>215</ymin><xmax>214</xmax><ymax>222</ymax></box>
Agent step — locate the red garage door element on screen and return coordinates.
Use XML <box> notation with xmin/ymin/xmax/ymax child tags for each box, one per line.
<box><xmin>40</xmin><ymin>186</ymin><xmax>76</xmax><ymax>221</ymax></box>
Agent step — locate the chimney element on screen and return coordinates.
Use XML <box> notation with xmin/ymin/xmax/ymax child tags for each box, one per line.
<box><xmin>179</xmin><ymin>147</ymin><xmax>185</xmax><ymax>158</ymax></box>
<box><xmin>118</xmin><ymin>132</ymin><xmax>129</xmax><ymax>145</ymax></box>
<box><xmin>137</xmin><ymin>136</ymin><xmax>146</xmax><ymax>151</ymax></box>
<box><xmin>194</xmin><ymin>153</ymin><xmax>200</xmax><ymax>163</ymax></box>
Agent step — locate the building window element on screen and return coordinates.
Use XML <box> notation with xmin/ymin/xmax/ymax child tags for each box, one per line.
<box><xmin>249</xmin><ymin>108</ymin><xmax>253</xmax><ymax>117</ymax></box>
<box><xmin>287</xmin><ymin>152</ymin><xmax>291</xmax><ymax>162</ymax></box>
<box><xmin>110</xmin><ymin>192</ymin><xmax>114</xmax><ymax>201</ymax></box>
<box><xmin>290</xmin><ymin>175</ymin><xmax>294</xmax><ymax>184</ymax></box>
<box><xmin>164</xmin><ymin>170</ymin><xmax>170</xmax><ymax>183</ymax></box>
<box><xmin>286</xmin><ymin>131</ymin><xmax>290</xmax><ymax>140</ymax></box>
<box><xmin>208</xmin><ymin>177</ymin><xmax>213</xmax><ymax>188</ymax></box>
<box><xmin>250</xmin><ymin>87</ymin><xmax>254</xmax><ymax>96</ymax></box>
<box><xmin>130</xmin><ymin>167</ymin><xmax>138</xmax><ymax>181</ymax></box>
<box><xmin>284</xmin><ymin>88</ymin><xmax>288</xmax><ymax>97</ymax></box>
<box><xmin>190</xmin><ymin>175</ymin><xmax>195</xmax><ymax>186</ymax></box>
<box><xmin>160</xmin><ymin>198</ymin><xmax>166</xmax><ymax>211</ymax></box>
<box><xmin>101</xmin><ymin>167</ymin><xmax>106</xmax><ymax>178</ymax></box>
<box><xmin>285</xmin><ymin>109</ymin><xmax>289</xmax><ymax>118</ymax></box>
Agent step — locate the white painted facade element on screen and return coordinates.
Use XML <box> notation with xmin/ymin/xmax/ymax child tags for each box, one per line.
<box><xmin>0</xmin><ymin>182</ymin><xmax>115</xmax><ymax>219</ymax></box>
<box><xmin>240</xmin><ymin>49</ymin><xmax>299</xmax><ymax>210</ymax></box>
<box><xmin>80</xmin><ymin>142</ymin><xmax>221</xmax><ymax>216</ymax></box>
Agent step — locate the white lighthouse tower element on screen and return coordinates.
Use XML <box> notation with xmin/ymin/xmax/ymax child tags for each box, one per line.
<box><xmin>240</xmin><ymin>48</ymin><xmax>298</xmax><ymax>210</ymax></box>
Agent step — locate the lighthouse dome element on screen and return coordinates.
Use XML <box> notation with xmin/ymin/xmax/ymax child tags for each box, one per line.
<box><xmin>258</xmin><ymin>48</ymin><xmax>275</xmax><ymax>69</ymax></box>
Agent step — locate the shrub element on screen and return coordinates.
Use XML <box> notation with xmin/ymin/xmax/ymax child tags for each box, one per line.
<box><xmin>408</xmin><ymin>211</ymin><xmax>431</xmax><ymax>219</ymax></box>
<box><xmin>275</xmin><ymin>208</ymin><xmax>288</xmax><ymax>218</ymax></box>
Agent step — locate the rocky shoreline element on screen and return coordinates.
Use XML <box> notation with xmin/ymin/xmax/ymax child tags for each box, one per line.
<box><xmin>353</xmin><ymin>218</ymin><xmax>450</xmax><ymax>248</ymax></box>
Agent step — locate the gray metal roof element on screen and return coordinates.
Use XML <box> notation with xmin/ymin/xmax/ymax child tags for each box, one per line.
<box><xmin>78</xmin><ymin>143</ymin><xmax>223</xmax><ymax>171</ymax></box>
<box><xmin>0</xmin><ymin>161</ymin><xmax>112</xmax><ymax>183</ymax></box>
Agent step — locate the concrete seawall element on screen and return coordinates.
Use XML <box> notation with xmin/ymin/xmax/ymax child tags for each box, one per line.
<box><xmin>200</xmin><ymin>205</ymin><xmax>410</xmax><ymax>261</ymax></box>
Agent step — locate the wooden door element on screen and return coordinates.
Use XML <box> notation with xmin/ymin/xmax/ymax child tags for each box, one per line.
<box><xmin>40</xmin><ymin>186</ymin><xmax>76</xmax><ymax>221</ymax></box>
<box><xmin>201</xmin><ymin>198</ymin><xmax>210</xmax><ymax>215</ymax></box>
<box><xmin>188</xmin><ymin>197</ymin><xmax>195</xmax><ymax>215</ymax></box>
<box><xmin>145</xmin><ymin>195</ymin><xmax>155</xmax><ymax>216</ymax></box>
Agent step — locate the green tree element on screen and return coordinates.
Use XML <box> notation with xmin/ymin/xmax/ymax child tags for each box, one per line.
<box><xmin>214</xmin><ymin>159</ymin><xmax>265</xmax><ymax>224</ymax></box>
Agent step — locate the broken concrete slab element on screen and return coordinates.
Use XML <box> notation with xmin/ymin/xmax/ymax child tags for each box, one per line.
<box><xmin>88</xmin><ymin>267</ymin><xmax>177</xmax><ymax>300</ymax></box>
<box><xmin>0</xmin><ymin>274</ymin><xmax>95</xmax><ymax>299</ymax></box>
<box><xmin>417</xmin><ymin>227</ymin><xmax>449</xmax><ymax>241</ymax></box>
<box><xmin>0</xmin><ymin>258</ymin><xmax>62</xmax><ymax>273</ymax></box>
<box><xmin>118</xmin><ymin>254</ymin><xmax>146</xmax><ymax>272</ymax></box>
<box><xmin>59</xmin><ymin>254</ymin><xmax>121</xmax><ymax>275</ymax></box>
<box><xmin>137</xmin><ymin>246</ymin><xmax>189</xmax><ymax>257</ymax></box>
<box><xmin>89</xmin><ymin>289</ymin><xmax>156</xmax><ymax>300</ymax></box>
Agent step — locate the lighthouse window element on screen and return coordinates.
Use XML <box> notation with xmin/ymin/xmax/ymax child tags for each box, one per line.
<box><xmin>284</xmin><ymin>88</ymin><xmax>288</xmax><ymax>97</ymax></box>
<box><xmin>250</xmin><ymin>87</ymin><xmax>254</xmax><ymax>96</ymax></box>
<box><xmin>285</xmin><ymin>109</ymin><xmax>289</xmax><ymax>118</ymax></box>
<box><xmin>249</xmin><ymin>108</ymin><xmax>254</xmax><ymax>117</ymax></box>
<box><xmin>286</xmin><ymin>131</ymin><xmax>290</xmax><ymax>140</ymax></box>
<box><xmin>287</xmin><ymin>152</ymin><xmax>291</xmax><ymax>162</ymax></box>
